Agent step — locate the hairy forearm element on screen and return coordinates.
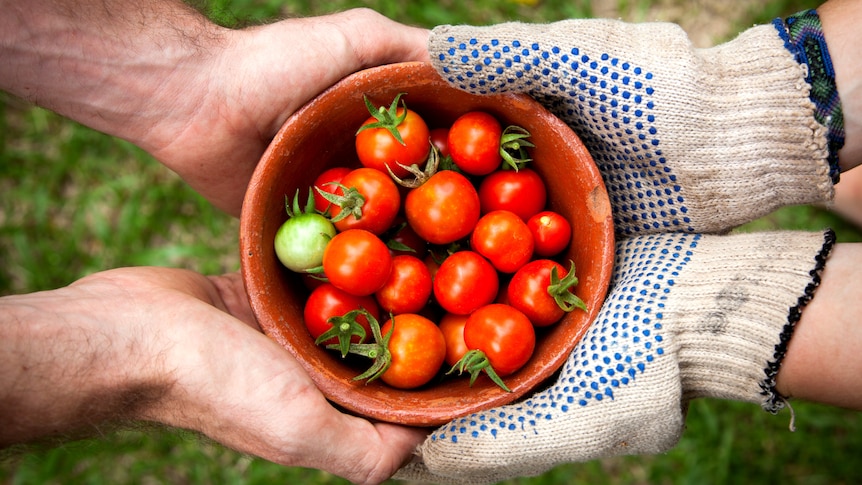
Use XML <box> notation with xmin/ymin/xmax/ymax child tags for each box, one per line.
<box><xmin>0</xmin><ymin>0</ymin><xmax>225</xmax><ymax>150</ymax></box>
<box><xmin>0</xmin><ymin>285</ymin><xmax>170</xmax><ymax>446</ymax></box>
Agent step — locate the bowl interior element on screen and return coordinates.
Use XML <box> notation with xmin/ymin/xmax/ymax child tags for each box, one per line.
<box><xmin>240</xmin><ymin>62</ymin><xmax>614</xmax><ymax>426</ymax></box>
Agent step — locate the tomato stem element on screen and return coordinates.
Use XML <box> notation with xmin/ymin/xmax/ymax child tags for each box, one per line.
<box><xmin>549</xmin><ymin>260</ymin><xmax>588</xmax><ymax>313</ymax></box>
<box><xmin>447</xmin><ymin>349</ymin><xmax>511</xmax><ymax>392</ymax></box>
<box><xmin>284</xmin><ymin>188</ymin><xmax>321</xmax><ymax>218</ymax></box>
<box><xmin>500</xmin><ymin>125</ymin><xmax>534</xmax><ymax>171</ymax></box>
<box><xmin>315</xmin><ymin>309</ymin><xmax>370</xmax><ymax>357</ymax></box>
<box><xmin>324</xmin><ymin>309</ymin><xmax>395</xmax><ymax>384</ymax></box>
<box><xmin>356</xmin><ymin>93</ymin><xmax>409</xmax><ymax>145</ymax></box>
<box><xmin>387</xmin><ymin>144</ymin><xmax>440</xmax><ymax>188</ymax></box>
<box><xmin>314</xmin><ymin>182</ymin><xmax>367</xmax><ymax>223</ymax></box>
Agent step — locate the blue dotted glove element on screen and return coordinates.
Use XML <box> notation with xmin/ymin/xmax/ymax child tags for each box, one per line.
<box><xmin>428</xmin><ymin>18</ymin><xmax>837</xmax><ymax>236</ymax></box>
<box><xmin>394</xmin><ymin>15</ymin><xmax>842</xmax><ymax>484</ymax></box>
<box><xmin>396</xmin><ymin>230</ymin><xmax>833</xmax><ymax>483</ymax></box>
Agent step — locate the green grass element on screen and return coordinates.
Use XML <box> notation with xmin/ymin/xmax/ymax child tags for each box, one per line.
<box><xmin>4</xmin><ymin>0</ymin><xmax>862</xmax><ymax>484</ymax></box>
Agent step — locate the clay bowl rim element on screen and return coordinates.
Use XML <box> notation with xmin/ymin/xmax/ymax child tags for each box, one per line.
<box><xmin>240</xmin><ymin>61</ymin><xmax>614</xmax><ymax>427</ymax></box>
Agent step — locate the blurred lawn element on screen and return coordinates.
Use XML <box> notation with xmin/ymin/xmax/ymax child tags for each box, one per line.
<box><xmin>3</xmin><ymin>0</ymin><xmax>862</xmax><ymax>484</ymax></box>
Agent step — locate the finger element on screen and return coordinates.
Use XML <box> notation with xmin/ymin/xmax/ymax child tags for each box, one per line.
<box><xmin>331</xmin><ymin>8</ymin><xmax>431</xmax><ymax>68</ymax></box>
<box><xmin>296</xmin><ymin>411</ymin><xmax>427</xmax><ymax>485</ymax></box>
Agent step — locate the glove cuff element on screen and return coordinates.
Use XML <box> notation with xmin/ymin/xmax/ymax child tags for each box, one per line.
<box><xmin>775</xmin><ymin>9</ymin><xmax>845</xmax><ymax>183</ymax></box>
<box><xmin>669</xmin><ymin>230</ymin><xmax>835</xmax><ymax>411</ymax></box>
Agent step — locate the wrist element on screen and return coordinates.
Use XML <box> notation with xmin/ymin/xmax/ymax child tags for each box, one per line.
<box><xmin>818</xmin><ymin>0</ymin><xmax>862</xmax><ymax>170</ymax></box>
<box><xmin>775</xmin><ymin>9</ymin><xmax>844</xmax><ymax>181</ymax></box>
<box><xmin>0</xmin><ymin>280</ymin><xmax>173</xmax><ymax>445</ymax></box>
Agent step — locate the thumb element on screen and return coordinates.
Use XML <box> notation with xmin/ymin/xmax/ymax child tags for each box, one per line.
<box><xmin>339</xmin><ymin>8</ymin><xmax>431</xmax><ymax>68</ymax></box>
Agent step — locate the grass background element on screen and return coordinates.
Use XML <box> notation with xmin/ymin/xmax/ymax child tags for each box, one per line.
<box><xmin>2</xmin><ymin>0</ymin><xmax>861</xmax><ymax>484</ymax></box>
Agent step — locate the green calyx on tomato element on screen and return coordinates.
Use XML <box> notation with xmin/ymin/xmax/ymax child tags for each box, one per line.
<box><xmin>551</xmin><ymin>260</ymin><xmax>588</xmax><ymax>313</ymax></box>
<box><xmin>387</xmin><ymin>141</ymin><xmax>441</xmax><ymax>189</ymax></box>
<box><xmin>325</xmin><ymin>309</ymin><xmax>394</xmax><ymax>384</ymax></box>
<box><xmin>315</xmin><ymin>182</ymin><xmax>365</xmax><ymax>224</ymax></box>
<box><xmin>315</xmin><ymin>309</ymin><xmax>369</xmax><ymax>358</ymax></box>
<box><xmin>447</xmin><ymin>349</ymin><xmax>511</xmax><ymax>392</ymax></box>
<box><xmin>500</xmin><ymin>125</ymin><xmax>534</xmax><ymax>171</ymax></box>
<box><xmin>356</xmin><ymin>92</ymin><xmax>410</xmax><ymax>145</ymax></box>
<box><xmin>274</xmin><ymin>189</ymin><xmax>335</xmax><ymax>274</ymax></box>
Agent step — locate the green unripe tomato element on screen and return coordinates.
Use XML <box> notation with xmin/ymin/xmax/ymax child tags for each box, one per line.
<box><xmin>274</xmin><ymin>212</ymin><xmax>336</xmax><ymax>272</ymax></box>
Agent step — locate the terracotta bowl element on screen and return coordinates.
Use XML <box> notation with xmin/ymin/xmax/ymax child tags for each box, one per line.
<box><xmin>240</xmin><ymin>62</ymin><xmax>614</xmax><ymax>427</ymax></box>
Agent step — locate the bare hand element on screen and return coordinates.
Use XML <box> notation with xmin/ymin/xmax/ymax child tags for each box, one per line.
<box><xmin>0</xmin><ymin>267</ymin><xmax>426</xmax><ymax>485</ymax></box>
<box><xmin>136</xmin><ymin>9</ymin><xmax>431</xmax><ymax>215</ymax></box>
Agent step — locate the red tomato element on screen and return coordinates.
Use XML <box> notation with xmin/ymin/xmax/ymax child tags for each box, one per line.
<box><xmin>478</xmin><ymin>168</ymin><xmax>548</xmax><ymax>221</ymax></box>
<box><xmin>464</xmin><ymin>303</ymin><xmax>535</xmax><ymax>376</ymax></box>
<box><xmin>312</xmin><ymin>166</ymin><xmax>351</xmax><ymax>214</ymax></box>
<box><xmin>356</xmin><ymin>106</ymin><xmax>430</xmax><ymax>178</ymax></box>
<box><xmin>380</xmin><ymin>314</ymin><xmax>446</xmax><ymax>389</ymax></box>
<box><xmin>528</xmin><ymin>210</ymin><xmax>572</xmax><ymax>257</ymax></box>
<box><xmin>470</xmin><ymin>210</ymin><xmax>534</xmax><ymax>273</ymax></box>
<box><xmin>323</xmin><ymin>229</ymin><xmax>392</xmax><ymax>296</ymax></box>
<box><xmin>328</xmin><ymin>167</ymin><xmax>401</xmax><ymax>235</ymax></box>
<box><xmin>507</xmin><ymin>259</ymin><xmax>568</xmax><ymax>327</ymax></box>
<box><xmin>509</xmin><ymin>259</ymin><xmax>586</xmax><ymax>327</ymax></box>
<box><xmin>303</xmin><ymin>283</ymin><xmax>380</xmax><ymax>345</ymax></box>
<box><xmin>405</xmin><ymin>170</ymin><xmax>480</xmax><ymax>245</ymax></box>
<box><xmin>429</xmin><ymin>127</ymin><xmax>451</xmax><ymax>158</ymax></box>
<box><xmin>433</xmin><ymin>250</ymin><xmax>499</xmax><ymax>315</ymax></box>
<box><xmin>439</xmin><ymin>313</ymin><xmax>470</xmax><ymax>367</ymax></box>
<box><xmin>448</xmin><ymin>111</ymin><xmax>503</xmax><ymax>175</ymax></box>
<box><xmin>375</xmin><ymin>255</ymin><xmax>433</xmax><ymax>314</ymax></box>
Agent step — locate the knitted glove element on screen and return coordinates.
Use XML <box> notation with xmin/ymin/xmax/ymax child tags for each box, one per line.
<box><xmin>428</xmin><ymin>11</ymin><xmax>844</xmax><ymax>236</ymax></box>
<box><xmin>396</xmin><ymin>229</ymin><xmax>834</xmax><ymax>484</ymax></box>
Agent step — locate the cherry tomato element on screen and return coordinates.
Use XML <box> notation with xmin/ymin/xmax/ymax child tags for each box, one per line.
<box><xmin>323</xmin><ymin>229</ymin><xmax>392</xmax><ymax>296</ymax></box>
<box><xmin>429</xmin><ymin>127</ymin><xmax>451</xmax><ymax>158</ymax></box>
<box><xmin>507</xmin><ymin>259</ymin><xmax>568</xmax><ymax>327</ymax></box>
<box><xmin>448</xmin><ymin>111</ymin><xmax>503</xmax><ymax>175</ymax></box>
<box><xmin>312</xmin><ymin>166</ymin><xmax>351</xmax><ymax>214</ymax></box>
<box><xmin>509</xmin><ymin>259</ymin><xmax>586</xmax><ymax>327</ymax></box>
<box><xmin>303</xmin><ymin>283</ymin><xmax>380</xmax><ymax>345</ymax></box>
<box><xmin>356</xmin><ymin>102</ymin><xmax>430</xmax><ymax>178</ymax></box>
<box><xmin>327</xmin><ymin>167</ymin><xmax>401</xmax><ymax>235</ymax></box>
<box><xmin>464</xmin><ymin>303</ymin><xmax>535</xmax><ymax>376</ymax></box>
<box><xmin>433</xmin><ymin>250</ymin><xmax>499</xmax><ymax>315</ymax></box>
<box><xmin>274</xmin><ymin>192</ymin><xmax>337</xmax><ymax>273</ymax></box>
<box><xmin>478</xmin><ymin>168</ymin><xmax>547</xmax><ymax>221</ymax></box>
<box><xmin>470</xmin><ymin>210</ymin><xmax>534</xmax><ymax>273</ymax></box>
<box><xmin>375</xmin><ymin>254</ymin><xmax>433</xmax><ymax>315</ymax></box>
<box><xmin>528</xmin><ymin>210</ymin><xmax>572</xmax><ymax>257</ymax></box>
<box><xmin>405</xmin><ymin>170</ymin><xmax>480</xmax><ymax>245</ymax></box>
<box><xmin>439</xmin><ymin>313</ymin><xmax>470</xmax><ymax>367</ymax></box>
<box><xmin>380</xmin><ymin>314</ymin><xmax>446</xmax><ymax>389</ymax></box>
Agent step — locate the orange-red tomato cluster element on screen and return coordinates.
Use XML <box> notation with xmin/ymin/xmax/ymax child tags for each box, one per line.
<box><xmin>276</xmin><ymin>96</ymin><xmax>583</xmax><ymax>391</ymax></box>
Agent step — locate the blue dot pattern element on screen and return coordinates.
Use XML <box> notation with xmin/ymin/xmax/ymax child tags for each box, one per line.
<box><xmin>436</xmin><ymin>35</ymin><xmax>693</xmax><ymax>235</ymax></box>
<box><xmin>429</xmin><ymin>233</ymin><xmax>700</xmax><ymax>444</ymax></box>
